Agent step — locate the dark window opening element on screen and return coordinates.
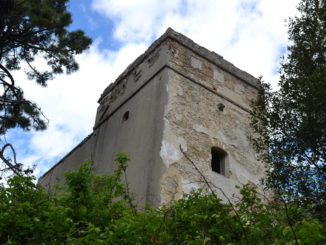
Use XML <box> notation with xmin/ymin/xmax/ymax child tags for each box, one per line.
<box><xmin>122</xmin><ymin>111</ymin><xmax>129</xmax><ymax>121</ymax></box>
<box><xmin>211</xmin><ymin>147</ymin><xmax>227</xmax><ymax>175</ymax></box>
<box><xmin>217</xmin><ymin>103</ymin><xmax>225</xmax><ymax>111</ymax></box>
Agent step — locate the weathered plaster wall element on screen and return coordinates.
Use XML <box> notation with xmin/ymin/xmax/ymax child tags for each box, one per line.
<box><xmin>88</xmin><ymin>42</ymin><xmax>173</xmax><ymax>206</ymax></box>
<box><xmin>90</xmin><ymin>69</ymin><xmax>169</xmax><ymax>206</ymax></box>
<box><xmin>39</xmin><ymin>28</ymin><xmax>264</xmax><ymax>207</ymax></box>
<box><xmin>38</xmin><ymin>134</ymin><xmax>94</xmax><ymax>189</ymax></box>
<box><xmin>39</xmin><ymin>41</ymin><xmax>172</xmax><ymax>207</ymax></box>
<box><xmin>159</xmin><ymin>40</ymin><xmax>264</xmax><ymax>204</ymax></box>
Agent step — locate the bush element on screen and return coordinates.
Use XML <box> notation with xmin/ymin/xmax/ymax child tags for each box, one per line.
<box><xmin>0</xmin><ymin>154</ymin><xmax>325</xmax><ymax>244</ymax></box>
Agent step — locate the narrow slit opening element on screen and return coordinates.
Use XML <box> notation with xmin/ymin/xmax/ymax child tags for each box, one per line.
<box><xmin>122</xmin><ymin>111</ymin><xmax>129</xmax><ymax>122</ymax></box>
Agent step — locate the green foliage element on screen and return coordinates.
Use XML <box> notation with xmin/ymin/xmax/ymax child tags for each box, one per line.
<box><xmin>250</xmin><ymin>0</ymin><xmax>326</xmax><ymax>220</ymax></box>
<box><xmin>0</xmin><ymin>0</ymin><xmax>92</xmax><ymax>135</ymax></box>
<box><xmin>0</xmin><ymin>153</ymin><xmax>325</xmax><ymax>244</ymax></box>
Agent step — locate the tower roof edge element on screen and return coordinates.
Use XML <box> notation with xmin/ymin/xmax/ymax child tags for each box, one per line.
<box><xmin>99</xmin><ymin>28</ymin><xmax>260</xmax><ymax>103</ymax></box>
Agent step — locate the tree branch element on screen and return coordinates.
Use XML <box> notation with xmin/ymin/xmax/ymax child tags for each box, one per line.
<box><xmin>179</xmin><ymin>145</ymin><xmax>249</xmax><ymax>245</ymax></box>
<box><xmin>0</xmin><ymin>143</ymin><xmax>22</xmax><ymax>176</ymax></box>
<box><xmin>0</xmin><ymin>63</ymin><xmax>15</xmax><ymax>86</ymax></box>
<box><xmin>179</xmin><ymin>145</ymin><xmax>217</xmax><ymax>199</ymax></box>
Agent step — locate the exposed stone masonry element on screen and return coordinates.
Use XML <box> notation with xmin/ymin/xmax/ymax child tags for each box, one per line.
<box><xmin>39</xmin><ymin>28</ymin><xmax>265</xmax><ymax>207</ymax></box>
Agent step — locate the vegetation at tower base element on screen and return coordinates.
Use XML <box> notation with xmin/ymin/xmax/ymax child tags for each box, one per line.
<box><xmin>0</xmin><ymin>154</ymin><xmax>325</xmax><ymax>244</ymax></box>
<box><xmin>250</xmin><ymin>0</ymin><xmax>326</xmax><ymax>221</ymax></box>
<box><xmin>0</xmin><ymin>0</ymin><xmax>91</xmax><ymax>173</ymax></box>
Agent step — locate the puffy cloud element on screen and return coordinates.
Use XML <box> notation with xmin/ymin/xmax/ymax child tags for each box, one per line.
<box><xmin>92</xmin><ymin>0</ymin><xmax>184</xmax><ymax>43</ymax></box>
<box><xmin>93</xmin><ymin>0</ymin><xmax>299</xmax><ymax>86</ymax></box>
<box><xmin>5</xmin><ymin>0</ymin><xmax>300</xmax><ymax>177</ymax></box>
<box><xmin>7</xmin><ymin>41</ymin><xmax>147</xmax><ymax>176</ymax></box>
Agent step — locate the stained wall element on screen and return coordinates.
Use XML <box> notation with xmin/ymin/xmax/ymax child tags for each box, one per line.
<box><xmin>160</xmin><ymin>39</ymin><xmax>264</xmax><ymax>204</ymax></box>
<box><xmin>39</xmin><ymin>28</ymin><xmax>264</xmax><ymax>207</ymax></box>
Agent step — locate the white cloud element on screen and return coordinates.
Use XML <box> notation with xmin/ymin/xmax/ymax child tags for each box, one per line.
<box><xmin>7</xmin><ymin>40</ymin><xmax>147</xmax><ymax>176</ymax></box>
<box><xmin>4</xmin><ymin>0</ymin><xmax>301</xmax><ymax>177</ymax></box>
<box><xmin>92</xmin><ymin>0</ymin><xmax>184</xmax><ymax>42</ymax></box>
<box><xmin>93</xmin><ymin>0</ymin><xmax>299</xmax><ymax>86</ymax></box>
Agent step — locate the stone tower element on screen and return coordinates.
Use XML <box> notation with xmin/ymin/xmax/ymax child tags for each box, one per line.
<box><xmin>39</xmin><ymin>28</ymin><xmax>265</xmax><ymax>206</ymax></box>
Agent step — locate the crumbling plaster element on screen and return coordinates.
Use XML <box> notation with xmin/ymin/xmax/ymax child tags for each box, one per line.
<box><xmin>159</xmin><ymin>40</ymin><xmax>264</xmax><ymax>204</ymax></box>
<box><xmin>39</xmin><ymin>28</ymin><xmax>265</xmax><ymax>207</ymax></box>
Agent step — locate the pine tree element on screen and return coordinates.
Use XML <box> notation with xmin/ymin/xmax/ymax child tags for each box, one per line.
<box><xmin>0</xmin><ymin>0</ymin><xmax>91</xmax><ymax>134</ymax></box>
<box><xmin>0</xmin><ymin>0</ymin><xmax>91</xmax><ymax>174</ymax></box>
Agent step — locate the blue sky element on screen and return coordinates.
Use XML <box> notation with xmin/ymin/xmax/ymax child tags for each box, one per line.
<box><xmin>68</xmin><ymin>0</ymin><xmax>119</xmax><ymax>50</ymax></box>
<box><xmin>3</xmin><ymin>0</ymin><xmax>299</xmax><ymax>178</ymax></box>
